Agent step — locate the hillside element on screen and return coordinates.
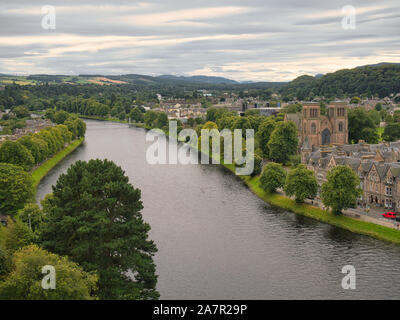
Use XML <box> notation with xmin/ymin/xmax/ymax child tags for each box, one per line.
<box><xmin>0</xmin><ymin>73</ymin><xmax>284</xmax><ymax>90</ymax></box>
<box><xmin>279</xmin><ymin>63</ymin><xmax>400</xmax><ymax>100</ymax></box>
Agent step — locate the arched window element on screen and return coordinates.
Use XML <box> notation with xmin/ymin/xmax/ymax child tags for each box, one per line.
<box><xmin>338</xmin><ymin>122</ymin><xmax>344</xmax><ymax>132</ymax></box>
<box><xmin>311</xmin><ymin>123</ymin><xmax>316</xmax><ymax>134</ymax></box>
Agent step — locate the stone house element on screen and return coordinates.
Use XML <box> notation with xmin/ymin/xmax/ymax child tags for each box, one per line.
<box><xmin>306</xmin><ymin>142</ymin><xmax>400</xmax><ymax>211</ymax></box>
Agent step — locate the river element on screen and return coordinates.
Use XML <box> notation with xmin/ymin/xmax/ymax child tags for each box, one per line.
<box><xmin>36</xmin><ymin>120</ymin><xmax>400</xmax><ymax>299</ymax></box>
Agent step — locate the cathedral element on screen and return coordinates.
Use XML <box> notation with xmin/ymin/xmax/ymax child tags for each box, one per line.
<box><xmin>284</xmin><ymin>102</ymin><xmax>349</xmax><ymax>161</ymax></box>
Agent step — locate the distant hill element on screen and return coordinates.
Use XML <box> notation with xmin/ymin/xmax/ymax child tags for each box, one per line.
<box><xmin>0</xmin><ymin>73</ymin><xmax>285</xmax><ymax>90</ymax></box>
<box><xmin>280</xmin><ymin>63</ymin><xmax>400</xmax><ymax>100</ymax></box>
<box><xmin>157</xmin><ymin>75</ymin><xmax>238</xmax><ymax>84</ymax></box>
<box><xmin>357</xmin><ymin>62</ymin><xmax>400</xmax><ymax>68</ymax></box>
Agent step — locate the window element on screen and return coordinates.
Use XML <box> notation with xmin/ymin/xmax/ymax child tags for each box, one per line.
<box><xmin>310</xmin><ymin>108</ymin><xmax>318</xmax><ymax>118</ymax></box>
<box><xmin>311</xmin><ymin>123</ymin><xmax>316</xmax><ymax>134</ymax></box>
<box><xmin>387</xmin><ymin>176</ymin><xmax>393</xmax><ymax>184</ymax></box>
<box><xmin>338</xmin><ymin>122</ymin><xmax>343</xmax><ymax>132</ymax></box>
<box><xmin>386</xmin><ymin>187</ymin><xmax>392</xmax><ymax>196</ymax></box>
<box><xmin>337</xmin><ymin>108</ymin><xmax>345</xmax><ymax>117</ymax></box>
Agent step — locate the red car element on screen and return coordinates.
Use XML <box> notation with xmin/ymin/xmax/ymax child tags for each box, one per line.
<box><xmin>382</xmin><ymin>212</ymin><xmax>397</xmax><ymax>219</ymax></box>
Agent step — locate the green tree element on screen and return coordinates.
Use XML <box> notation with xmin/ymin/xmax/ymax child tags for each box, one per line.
<box><xmin>0</xmin><ymin>218</ymin><xmax>34</xmax><ymax>254</ymax></box>
<box><xmin>118</xmin><ymin>111</ymin><xmax>126</xmax><ymax>121</ymax></box>
<box><xmin>129</xmin><ymin>107</ymin><xmax>144</xmax><ymax>123</ymax></box>
<box><xmin>74</xmin><ymin>118</ymin><xmax>86</xmax><ymax>138</ymax></box>
<box><xmin>18</xmin><ymin>135</ymin><xmax>42</xmax><ymax>164</ymax></box>
<box><xmin>0</xmin><ymin>245</ymin><xmax>11</xmax><ymax>279</ymax></box>
<box><xmin>44</xmin><ymin>109</ymin><xmax>56</xmax><ymax>122</ymax></box>
<box><xmin>144</xmin><ymin>110</ymin><xmax>158</xmax><ymax>128</ymax></box>
<box><xmin>393</xmin><ymin>110</ymin><xmax>400</xmax><ymax>123</ymax></box>
<box><xmin>252</xmin><ymin>154</ymin><xmax>263</xmax><ymax>176</ymax></box>
<box><xmin>244</xmin><ymin>109</ymin><xmax>260</xmax><ymax>116</ymax></box>
<box><xmin>0</xmin><ymin>163</ymin><xmax>34</xmax><ymax>216</ymax></box>
<box><xmin>0</xmin><ymin>140</ymin><xmax>35</xmax><ymax>171</ymax></box>
<box><xmin>247</xmin><ymin>115</ymin><xmax>263</xmax><ymax>133</ymax></box>
<box><xmin>348</xmin><ymin>108</ymin><xmax>377</xmax><ymax>143</ymax></box>
<box><xmin>17</xmin><ymin>203</ymin><xmax>44</xmax><ymax>233</ymax></box>
<box><xmin>283</xmin><ymin>104</ymin><xmax>302</xmax><ymax>114</ymax></box>
<box><xmin>259</xmin><ymin>162</ymin><xmax>287</xmax><ymax>193</ymax></box>
<box><xmin>54</xmin><ymin>110</ymin><xmax>70</xmax><ymax>124</ymax></box>
<box><xmin>284</xmin><ymin>164</ymin><xmax>318</xmax><ymax>203</ymax></box>
<box><xmin>268</xmin><ymin>121</ymin><xmax>298</xmax><ymax>163</ymax></box>
<box><xmin>360</xmin><ymin>127</ymin><xmax>380</xmax><ymax>144</ymax></box>
<box><xmin>156</xmin><ymin>112</ymin><xmax>168</xmax><ymax>129</ymax></box>
<box><xmin>231</xmin><ymin>117</ymin><xmax>251</xmax><ymax>137</ymax></box>
<box><xmin>40</xmin><ymin>159</ymin><xmax>158</xmax><ymax>300</ymax></box>
<box><xmin>57</xmin><ymin>124</ymin><xmax>73</xmax><ymax>144</ymax></box>
<box><xmin>321</xmin><ymin>166</ymin><xmax>362</xmax><ymax>215</ymax></box>
<box><xmin>32</xmin><ymin>136</ymin><xmax>50</xmax><ymax>162</ymax></box>
<box><xmin>36</xmin><ymin>130</ymin><xmax>58</xmax><ymax>155</ymax></box>
<box><xmin>256</xmin><ymin>118</ymin><xmax>276</xmax><ymax>157</ymax></box>
<box><xmin>216</xmin><ymin>115</ymin><xmax>237</xmax><ymax>131</ymax></box>
<box><xmin>383</xmin><ymin>122</ymin><xmax>400</xmax><ymax>141</ymax></box>
<box><xmin>12</xmin><ymin>106</ymin><xmax>30</xmax><ymax>119</ymax></box>
<box><xmin>350</xmin><ymin>96</ymin><xmax>361</xmax><ymax>104</ymax></box>
<box><xmin>0</xmin><ymin>245</ymin><xmax>97</xmax><ymax>300</ymax></box>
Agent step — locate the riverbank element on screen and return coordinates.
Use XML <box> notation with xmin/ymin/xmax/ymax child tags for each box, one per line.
<box><xmin>31</xmin><ymin>137</ymin><xmax>84</xmax><ymax>189</ymax></box>
<box><xmin>221</xmin><ymin>162</ymin><xmax>400</xmax><ymax>244</ymax></box>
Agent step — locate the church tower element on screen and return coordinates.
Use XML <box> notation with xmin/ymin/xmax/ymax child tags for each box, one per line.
<box><xmin>301</xmin><ymin>102</ymin><xmax>321</xmax><ymax>150</ymax></box>
<box><xmin>328</xmin><ymin>102</ymin><xmax>348</xmax><ymax>145</ymax></box>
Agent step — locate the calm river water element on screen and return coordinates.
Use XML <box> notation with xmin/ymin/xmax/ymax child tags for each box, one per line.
<box><xmin>36</xmin><ymin>120</ymin><xmax>400</xmax><ymax>299</ymax></box>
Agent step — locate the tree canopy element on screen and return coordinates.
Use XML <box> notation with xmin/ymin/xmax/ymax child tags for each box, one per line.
<box><xmin>259</xmin><ymin>162</ymin><xmax>287</xmax><ymax>193</ymax></box>
<box><xmin>40</xmin><ymin>159</ymin><xmax>159</xmax><ymax>300</ymax></box>
<box><xmin>268</xmin><ymin>121</ymin><xmax>298</xmax><ymax>164</ymax></box>
<box><xmin>0</xmin><ymin>163</ymin><xmax>34</xmax><ymax>216</ymax></box>
<box><xmin>321</xmin><ymin>166</ymin><xmax>362</xmax><ymax>215</ymax></box>
<box><xmin>284</xmin><ymin>165</ymin><xmax>318</xmax><ymax>203</ymax></box>
<box><xmin>0</xmin><ymin>245</ymin><xmax>98</xmax><ymax>300</ymax></box>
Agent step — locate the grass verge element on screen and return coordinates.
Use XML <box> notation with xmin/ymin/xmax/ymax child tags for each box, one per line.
<box><xmin>31</xmin><ymin>138</ymin><xmax>84</xmax><ymax>189</ymax></box>
<box><xmin>221</xmin><ymin>162</ymin><xmax>400</xmax><ymax>244</ymax></box>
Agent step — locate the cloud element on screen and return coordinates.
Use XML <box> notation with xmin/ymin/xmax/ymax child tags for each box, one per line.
<box><xmin>0</xmin><ymin>0</ymin><xmax>399</xmax><ymax>81</ymax></box>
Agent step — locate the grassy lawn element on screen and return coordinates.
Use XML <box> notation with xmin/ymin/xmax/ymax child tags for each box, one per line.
<box><xmin>31</xmin><ymin>138</ymin><xmax>84</xmax><ymax>188</ymax></box>
<box><xmin>377</xmin><ymin>127</ymin><xmax>385</xmax><ymax>142</ymax></box>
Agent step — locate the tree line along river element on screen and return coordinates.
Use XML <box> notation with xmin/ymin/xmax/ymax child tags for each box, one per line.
<box><xmin>36</xmin><ymin>120</ymin><xmax>400</xmax><ymax>299</ymax></box>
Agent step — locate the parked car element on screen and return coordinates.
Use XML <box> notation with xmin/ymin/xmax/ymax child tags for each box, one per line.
<box><xmin>382</xmin><ymin>212</ymin><xmax>397</xmax><ymax>219</ymax></box>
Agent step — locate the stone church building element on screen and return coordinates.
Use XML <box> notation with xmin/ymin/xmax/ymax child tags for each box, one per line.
<box><xmin>284</xmin><ymin>102</ymin><xmax>349</xmax><ymax>161</ymax></box>
<box><xmin>288</xmin><ymin>102</ymin><xmax>400</xmax><ymax>212</ymax></box>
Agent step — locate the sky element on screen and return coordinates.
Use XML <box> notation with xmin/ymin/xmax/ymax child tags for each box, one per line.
<box><xmin>0</xmin><ymin>0</ymin><xmax>399</xmax><ymax>82</ymax></box>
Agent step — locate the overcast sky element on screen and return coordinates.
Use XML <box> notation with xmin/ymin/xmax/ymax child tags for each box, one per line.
<box><xmin>0</xmin><ymin>0</ymin><xmax>399</xmax><ymax>81</ymax></box>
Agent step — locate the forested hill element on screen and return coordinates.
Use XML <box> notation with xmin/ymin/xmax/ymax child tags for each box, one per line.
<box><xmin>279</xmin><ymin>64</ymin><xmax>400</xmax><ymax>100</ymax></box>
